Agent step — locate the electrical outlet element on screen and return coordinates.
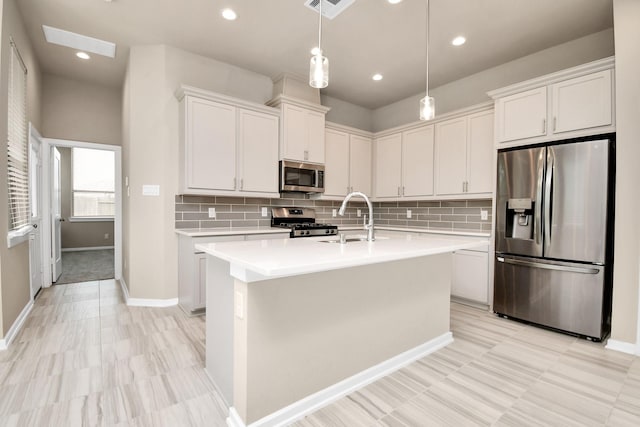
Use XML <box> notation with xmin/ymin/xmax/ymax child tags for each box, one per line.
<box><xmin>332</xmin><ymin>209</ymin><xmax>337</xmax><ymax>217</ymax></box>
<box><xmin>407</xmin><ymin>209</ymin><xmax>412</xmax><ymax>219</ymax></box>
<box><xmin>481</xmin><ymin>209</ymin><xmax>488</xmax><ymax>221</ymax></box>
<box><xmin>104</xmin><ymin>233</ymin><xmax>109</xmax><ymax>240</ymax></box>
<box><xmin>356</xmin><ymin>209</ymin><xmax>362</xmax><ymax>217</ymax></box>
<box><xmin>208</xmin><ymin>208</ymin><xmax>216</xmax><ymax>218</ymax></box>
<box><xmin>234</xmin><ymin>291</ymin><xmax>245</xmax><ymax>319</ymax></box>
<box><xmin>261</xmin><ymin>207</ymin><xmax>268</xmax><ymax>217</ymax></box>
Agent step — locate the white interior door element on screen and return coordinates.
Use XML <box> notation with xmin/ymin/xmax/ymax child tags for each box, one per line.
<box><xmin>51</xmin><ymin>147</ymin><xmax>62</xmax><ymax>282</ymax></box>
<box><xmin>29</xmin><ymin>124</ymin><xmax>44</xmax><ymax>298</ymax></box>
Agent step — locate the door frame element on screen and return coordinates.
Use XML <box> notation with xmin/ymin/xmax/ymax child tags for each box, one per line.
<box><xmin>28</xmin><ymin>124</ymin><xmax>45</xmax><ymax>300</ymax></box>
<box><xmin>41</xmin><ymin>138</ymin><xmax>122</xmax><ymax>287</ymax></box>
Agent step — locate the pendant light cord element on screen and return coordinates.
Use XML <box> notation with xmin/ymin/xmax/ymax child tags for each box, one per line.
<box><xmin>318</xmin><ymin>0</ymin><xmax>323</xmax><ymax>54</ymax></box>
<box><xmin>426</xmin><ymin>0</ymin><xmax>429</xmax><ymax>96</ymax></box>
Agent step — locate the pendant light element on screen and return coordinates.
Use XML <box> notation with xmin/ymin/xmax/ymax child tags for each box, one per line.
<box><xmin>309</xmin><ymin>0</ymin><xmax>329</xmax><ymax>88</ymax></box>
<box><xmin>419</xmin><ymin>0</ymin><xmax>435</xmax><ymax>121</ymax></box>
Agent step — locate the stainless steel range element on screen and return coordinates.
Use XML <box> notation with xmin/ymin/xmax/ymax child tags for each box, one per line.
<box><xmin>271</xmin><ymin>207</ymin><xmax>338</xmax><ymax>238</ymax></box>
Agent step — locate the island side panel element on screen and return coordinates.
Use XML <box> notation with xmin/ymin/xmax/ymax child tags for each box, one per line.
<box><xmin>234</xmin><ymin>253</ymin><xmax>452</xmax><ymax>424</ymax></box>
<box><xmin>205</xmin><ymin>256</ymin><xmax>235</xmax><ymax>406</ymax></box>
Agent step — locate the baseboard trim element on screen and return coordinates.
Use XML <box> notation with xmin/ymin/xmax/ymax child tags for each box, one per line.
<box><xmin>0</xmin><ymin>300</ymin><xmax>34</xmax><ymax>351</ymax></box>
<box><xmin>226</xmin><ymin>332</ymin><xmax>454</xmax><ymax>427</ymax></box>
<box><xmin>62</xmin><ymin>246</ymin><xmax>114</xmax><ymax>252</ymax></box>
<box><xmin>605</xmin><ymin>339</ymin><xmax>639</xmax><ymax>355</ymax></box>
<box><xmin>118</xmin><ymin>276</ymin><xmax>178</xmax><ymax>308</ymax></box>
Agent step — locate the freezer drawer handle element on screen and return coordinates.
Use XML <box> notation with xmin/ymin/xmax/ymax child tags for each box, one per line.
<box><xmin>497</xmin><ymin>257</ymin><xmax>599</xmax><ymax>274</ymax></box>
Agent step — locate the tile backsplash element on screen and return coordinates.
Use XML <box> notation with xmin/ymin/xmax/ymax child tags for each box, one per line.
<box><xmin>175</xmin><ymin>194</ymin><xmax>492</xmax><ymax>232</ymax></box>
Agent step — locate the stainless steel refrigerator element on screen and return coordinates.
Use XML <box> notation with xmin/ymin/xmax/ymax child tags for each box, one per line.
<box><xmin>494</xmin><ymin>136</ymin><xmax>614</xmax><ymax>341</ymax></box>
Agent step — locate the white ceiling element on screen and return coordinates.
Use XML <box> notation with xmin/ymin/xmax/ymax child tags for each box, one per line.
<box><xmin>17</xmin><ymin>0</ymin><xmax>613</xmax><ymax>109</ymax></box>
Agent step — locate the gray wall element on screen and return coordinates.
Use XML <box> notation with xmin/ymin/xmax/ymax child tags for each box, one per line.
<box><xmin>322</xmin><ymin>94</ymin><xmax>374</xmax><ymax>132</ymax></box>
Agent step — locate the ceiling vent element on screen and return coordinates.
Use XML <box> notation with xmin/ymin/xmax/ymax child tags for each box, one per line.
<box><xmin>304</xmin><ymin>0</ymin><xmax>356</xmax><ymax>20</ymax></box>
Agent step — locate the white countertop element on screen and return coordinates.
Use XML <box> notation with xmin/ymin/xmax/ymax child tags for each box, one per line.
<box><xmin>196</xmin><ymin>233</ymin><xmax>489</xmax><ymax>282</ymax></box>
<box><xmin>175</xmin><ymin>227</ymin><xmax>290</xmax><ymax>237</ymax></box>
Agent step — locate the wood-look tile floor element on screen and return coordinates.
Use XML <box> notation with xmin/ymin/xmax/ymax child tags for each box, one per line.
<box><xmin>1</xmin><ymin>282</ymin><xmax>639</xmax><ymax>426</ymax></box>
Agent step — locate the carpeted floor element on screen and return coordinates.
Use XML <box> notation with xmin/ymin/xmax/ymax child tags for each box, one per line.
<box><xmin>55</xmin><ymin>249</ymin><xmax>115</xmax><ymax>285</ymax></box>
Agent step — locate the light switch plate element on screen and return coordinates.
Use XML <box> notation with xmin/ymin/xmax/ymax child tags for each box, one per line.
<box><xmin>407</xmin><ymin>209</ymin><xmax>412</xmax><ymax>219</ymax></box>
<box><xmin>332</xmin><ymin>209</ymin><xmax>337</xmax><ymax>217</ymax></box>
<box><xmin>356</xmin><ymin>209</ymin><xmax>362</xmax><ymax>217</ymax></box>
<box><xmin>208</xmin><ymin>208</ymin><xmax>216</xmax><ymax>219</ymax></box>
<box><xmin>234</xmin><ymin>291</ymin><xmax>244</xmax><ymax>319</ymax></box>
<box><xmin>142</xmin><ymin>184</ymin><xmax>160</xmax><ymax>196</ymax></box>
<box><xmin>261</xmin><ymin>207</ymin><xmax>268</xmax><ymax>217</ymax></box>
<box><xmin>481</xmin><ymin>210</ymin><xmax>488</xmax><ymax>220</ymax></box>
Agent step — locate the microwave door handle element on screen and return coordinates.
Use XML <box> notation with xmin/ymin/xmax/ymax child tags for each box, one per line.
<box><xmin>534</xmin><ymin>149</ymin><xmax>545</xmax><ymax>245</ymax></box>
<box><xmin>544</xmin><ymin>148</ymin><xmax>555</xmax><ymax>251</ymax></box>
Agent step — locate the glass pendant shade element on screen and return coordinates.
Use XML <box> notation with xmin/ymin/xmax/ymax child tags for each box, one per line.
<box><xmin>419</xmin><ymin>95</ymin><xmax>435</xmax><ymax>121</ymax></box>
<box><xmin>309</xmin><ymin>53</ymin><xmax>328</xmax><ymax>88</ymax></box>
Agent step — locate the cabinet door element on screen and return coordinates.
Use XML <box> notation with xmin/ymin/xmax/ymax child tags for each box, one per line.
<box><xmin>324</xmin><ymin>129</ymin><xmax>350</xmax><ymax>196</ymax></box>
<box><xmin>282</xmin><ymin>104</ymin><xmax>307</xmax><ymax>161</ymax></box>
<box><xmin>238</xmin><ymin>109</ymin><xmax>279</xmax><ymax>193</ymax></box>
<box><xmin>551</xmin><ymin>70</ymin><xmax>612</xmax><ymax>134</ymax></box>
<box><xmin>466</xmin><ymin>111</ymin><xmax>494</xmax><ymax>194</ymax></box>
<box><xmin>402</xmin><ymin>126</ymin><xmax>434</xmax><ymax>197</ymax></box>
<box><xmin>435</xmin><ymin>117</ymin><xmax>467</xmax><ymax>195</ymax></box>
<box><xmin>306</xmin><ymin>111</ymin><xmax>326</xmax><ymax>163</ymax></box>
<box><xmin>349</xmin><ymin>135</ymin><xmax>372</xmax><ymax>195</ymax></box>
<box><xmin>374</xmin><ymin>134</ymin><xmax>402</xmax><ymax>198</ymax></box>
<box><xmin>187</xmin><ymin>98</ymin><xmax>236</xmax><ymax>190</ymax></box>
<box><xmin>495</xmin><ymin>87</ymin><xmax>547</xmax><ymax>142</ymax></box>
<box><xmin>451</xmin><ymin>250</ymin><xmax>488</xmax><ymax>303</ymax></box>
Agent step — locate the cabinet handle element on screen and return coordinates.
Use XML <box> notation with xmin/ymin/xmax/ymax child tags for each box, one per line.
<box><xmin>402</xmin><ymin>186</ymin><xmax>405</xmax><ymax>196</ymax></box>
<box><xmin>542</xmin><ymin>118</ymin><xmax>546</xmax><ymax>134</ymax></box>
<box><xmin>553</xmin><ymin>117</ymin><xmax>557</xmax><ymax>132</ymax></box>
<box><xmin>397</xmin><ymin>186</ymin><xmax>401</xmax><ymax>196</ymax></box>
<box><xmin>233</xmin><ymin>178</ymin><xmax>237</xmax><ymax>189</ymax></box>
<box><xmin>347</xmin><ymin>186</ymin><xmax>350</xmax><ymax>194</ymax></box>
<box><xmin>240</xmin><ymin>178</ymin><xmax>244</xmax><ymax>190</ymax></box>
<box><xmin>304</xmin><ymin>150</ymin><xmax>309</xmax><ymax>161</ymax></box>
<box><xmin>462</xmin><ymin>181</ymin><xmax>465</xmax><ymax>192</ymax></box>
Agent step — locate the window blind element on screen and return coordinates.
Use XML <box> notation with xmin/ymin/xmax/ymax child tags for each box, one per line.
<box><xmin>7</xmin><ymin>39</ymin><xmax>29</xmax><ymax>231</ymax></box>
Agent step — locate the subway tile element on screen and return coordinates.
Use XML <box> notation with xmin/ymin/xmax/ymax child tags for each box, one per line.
<box><xmin>175</xmin><ymin>213</ymin><xmax>182</xmax><ymax>221</ymax></box>
<box><xmin>200</xmin><ymin>204</ymin><xmax>231</xmax><ymax>212</ymax></box>
<box><xmin>175</xmin><ymin>221</ymin><xmax>200</xmax><ymax>229</ymax></box>
<box><xmin>482</xmin><ymin>223</ymin><xmax>492</xmax><ymax>231</ymax></box>
<box><xmin>397</xmin><ymin>201</ymin><xmax>418</xmax><ymax>208</ymax></box>
<box><xmin>378</xmin><ymin>201</ymin><xmax>399</xmax><ymax>208</ymax></box>
<box><xmin>174</xmin><ymin>195</ymin><xmax>183</xmax><ymax>203</ymax></box>
<box><xmin>389</xmin><ymin>220</ymin><xmax>409</xmax><ymax>226</ymax></box>
<box><xmin>453</xmin><ymin>207</ymin><xmax>482</xmax><ymax>214</ymax></box>
<box><xmin>467</xmin><ymin>215</ymin><xmax>492</xmax><ymax>223</ymax></box>
<box><xmin>417</xmin><ymin>214</ymin><xmax>440</xmax><ymax>221</ymax></box>
<box><xmin>409</xmin><ymin>208</ymin><xmax>430</xmax><ymax>215</ymax></box>
<box><xmin>216</xmin><ymin>212</ymin><xmax>245</xmax><ymax>220</ymax></box>
<box><xmin>428</xmin><ymin>221</ymin><xmax>453</xmax><ymax>229</ymax></box>
<box><xmin>408</xmin><ymin>220</ymin><xmax>430</xmax><ymax>228</ymax></box>
<box><xmin>467</xmin><ymin>199</ymin><xmax>493</xmax><ymax>207</ymax></box>
<box><xmin>245</xmin><ymin>213</ymin><xmax>268</xmax><ymax>220</ymax></box>
<box><xmin>428</xmin><ymin>208</ymin><xmax>453</xmax><ymax>214</ymax></box>
<box><xmin>441</xmin><ymin>201</ymin><xmax>467</xmax><ymax>207</ymax></box>
<box><xmin>182</xmin><ymin>212</ymin><xmax>210</xmax><ymax>221</ymax></box>
<box><xmin>313</xmin><ymin>200</ymin><xmax>336</xmax><ymax>207</ymax></box>
<box><xmin>176</xmin><ymin>204</ymin><xmax>200</xmax><ymax>212</ymax></box>
<box><xmin>417</xmin><ymin>201</ymin><xmax>440</xmax><ymax>207</ymax></box>
<box><xmin>215</xmin><ymin>196</ymin><xmax>244</xmax><ymax>205</ymax></box>
<box><xmin>441</xmin><ymin>215</ymin><xmax>468</xmax><ymax>223</ymax></box>
<box><xmin>244</xmin><ymin>198</ymin><xmax>272</xmax><ymax>205</ymax></box>
<box><xmin>381</xmin><ymin>213</ymin><xmax>399</xmax><ymax>220</ymax></box>
<box><xmin>199</xmin><ymin>220</ymin><xmax>231</xmax><ymax>228</ymax></box>
<box><xmin>258</xmin><ymin>219</ymin><xmax>271</xmax><ymax>227</ymax></box>
<box><xmin>230</xmin><ymin>220</ymin><xmax>259</xmax><ymax>227</ymax></box>
<box><xmin>376</xmin><ymin>219</ymin><xmax>390</xmax><ymax>225</ymax></box>
<box><xmin>182</xmin><ymin>195</ymin><xmax>215</xmax><ymax>204</ymax></box>
<box><xmin>389</xmin><ymin>208</ymin><xmax>409</xmax><ymax>214</ymax></box>
<box><xmin>232</xmin><ymin>204</ymin><xmax>259</xmax><ymax>213</ymax></box>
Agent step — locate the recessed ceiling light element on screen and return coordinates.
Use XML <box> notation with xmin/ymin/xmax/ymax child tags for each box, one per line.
<box><xmin>76</xmin><ymin>52</ymin><xmax>90</xmax><ymax>60</ymax></box>
<box><xmin>372</xmin><ymin>74</ymin><xmax>383</xmax><ymax>81</ymax></box>
<box><xmin>452</xmin><ymin>36</ymin><xmax>466</xmax><ymax>46</ymax></box>
<box><xmin>388</xmin><ymin>0</ymin><xmax>403</xmax><ymax>4</ymax></box>
<box><xmin>42</xmin><ymin>25</ymin><xmax>116</xmax><ymax>58</ymax></box>
<box><xmin>221</xmin><ymin>8</ymin><xmax>237</xmax><ymax>20</ymax></box>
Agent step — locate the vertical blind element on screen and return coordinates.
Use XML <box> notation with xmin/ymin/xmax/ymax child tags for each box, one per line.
<box><xmin>7</xmin><ymin>39</ymin><xmax>29</xmax><ymax>231</ymax></box>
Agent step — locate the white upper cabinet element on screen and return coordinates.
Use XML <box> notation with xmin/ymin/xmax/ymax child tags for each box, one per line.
<box><xmin>324</xmin><ymin>128</ymin><xmax>350</xmax><ymax>197</ymax></box>
<box><xmin>402</xmin><ymin>126</ymin><xmax>434</xmax><ymax>197</ymax></box>
<box><xmin>323</xmin><ymin>126</ymin><xmax>372</xmax><ymax>198</ymax></box>
<box><xmin>374</xmin><ymin>133</ymin><xmax>402</xmax><ymax>198</ymax></box>
<box><xmin>267</xmin><ymin>96</ymin><xmax>330</xmax><ymax>164</ymax></box>
<box><xmin>495</xmin><ymin>87</ymin><xmax>547</xmax><ymax>143</ymax></box>
<box><xmin>491</xmin><ymin>58</ymin><xmax>615</xmax><ymax>147</ymax></box>
<box><xmin>177</xmin><ymin>87</ymin><xmax>280</xmax><ymax>197</ymax></box>
<box><xmin>435</xmin><ymin>110</ymin><xmax>494</xmax><ymax>197</ymax></box>
<box><xmin>551</xmin><ymin>70</ymin><xmax>612</xmax><ymax>134</ymax></box>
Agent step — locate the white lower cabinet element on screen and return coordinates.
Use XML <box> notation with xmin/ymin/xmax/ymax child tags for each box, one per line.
<box><xmin>178</xmin><ymin>232</ymin><xmax>289</xmax><ymax>315</ymax></box>
<box><xmin>451</xmin><ymin>246</ymin><xmax>489</xmax><ymax>305</ymax></box>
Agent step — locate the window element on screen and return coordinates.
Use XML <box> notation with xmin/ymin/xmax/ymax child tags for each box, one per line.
<box><xmin>72</xmin><ymin>148</ymin><xmax>115</xmax><ymax>217</ymax></box>
<box><xmin>7</xmin><ymin>38</ymin><xmax>29</xmax><ymax>245</ymax></box>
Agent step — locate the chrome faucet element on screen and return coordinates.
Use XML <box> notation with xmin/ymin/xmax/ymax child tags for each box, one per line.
<box><xmin>338</xmin><ymin>191</ymin><xmax>375</xmax><ymax>241</ymax></box>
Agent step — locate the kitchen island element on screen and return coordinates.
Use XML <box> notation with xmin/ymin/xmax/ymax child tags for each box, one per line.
<box><xmin>196</xmin><ymin>232</ymin><xmax>489</xmax><ymax>427</ymax></box>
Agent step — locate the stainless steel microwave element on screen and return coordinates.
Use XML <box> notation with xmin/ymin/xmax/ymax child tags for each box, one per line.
<box><xmin>279</xmin><ymin>160</ymin><xmax>325</xmax><ymax>193</ymax></box>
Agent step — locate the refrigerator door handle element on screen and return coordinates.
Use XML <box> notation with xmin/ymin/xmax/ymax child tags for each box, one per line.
<box><xmin>497</xmin><ymin>256</ymin><xmax>600</xmax><ymax>274</ymax></box>
<box><xmin>534</xmin><ymin>149</ymin><xmax>545</xmax><ymax>245</ymax></box>
<box><xmin>544</xmin><ymin>148</ymin><xmax>555</xmax><ymax>251</ymax></box>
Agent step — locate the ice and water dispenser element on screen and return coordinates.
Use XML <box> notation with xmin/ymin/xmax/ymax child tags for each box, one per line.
<box><xmin>505</xmin><ymin>198</ymin><xmax>535</xmax><ymax>240</ymax></box>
